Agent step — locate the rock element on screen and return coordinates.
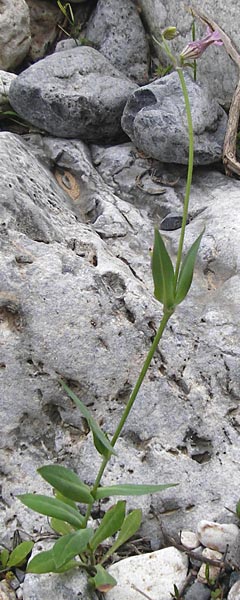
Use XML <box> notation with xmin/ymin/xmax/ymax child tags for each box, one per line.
<box><xmin>197</xmin><ymin>520</ymin><xmax>240</xmax><ymax>567</ymax></box>
<box><xmin>0</xmin><ymin>580</ymin><xmax>17</xmax><ymax>600</ymax></box>
<box><xmin>106</xmin><ymin>547</ymin><xmax>188</xmax><ymax>600</ymax></box>
<box><xmin>0</xmin><ymin>0</ymin><xmax>31</xmax><ymax>71</ymax></box>
<box><xmin>0</xmin><ymin>71</ymin><xmax>17</xmax><ymax>111</ymax></box>
<box><xmin>9</xmin><ymin>47</ymin><xmax>137</xmax><ymax>142</ymax></box>
<box><xmin>197</xmin><ymin>548</ymin><xmax>222</xmax><ymax>584</ymax></box>
<box><xmin>180</xmin><ymin>530</ymin><xmax>199</xmax><ymax>549</ymax></box>
<box><xmin>137</xmin><ymin>0</ymin><xmax>239</xmax><ymax>107</ymax></box>
<box><xmin>121</xmin><ymin>71</ymin><xmax>227</xmax><ymax>165</ymax></box>
<box><xmin>23</xmin><ymin>542</ymin><xmax>97</xmax><ymax>600</ymax></box>
<box><xmin>228</xmin><ymin>580</ymin><xmax>240</xmax><ymax>600</ymax></box>
<box><xmin>184</xmin><ymin>580</ymin><xmax>211</xmax><ymax>600</ymax></box>
<box><xmin>85</xmin><ymin>0</ymin><xmax>149</xmax><ymax>84</ymax></box>
<box><xmin>26</xmin><ymin>0</ymin><xmax>61</xmax><ymax>62</ymax></box>
<box><xmin>160</xmin><ymin>214</ymin><xmax>185</xmax><ymax>231</ymax></box>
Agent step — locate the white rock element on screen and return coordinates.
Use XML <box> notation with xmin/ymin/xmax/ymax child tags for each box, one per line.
<box><xmin>228</xmin><ymin>580</ymin><xmax>240</xmax><ymax>599</ymax></box>
<box><xmin>197</xmin><ymin>520</ymin><xmax>240</xmax><ymax>552</ymax></box>
<box><xmin>180</xmin><ymin>530</ymin><xmax>199</xmax><ymax>549</ymax></box>
<box><xmin>197</xmin><ymin>548</ymin><xmax>222</xmax><ymax>584</ymax></box>
<box><xmin>0</xmin><ymin>0</ymin><xmax>31</xmax><ymax>71</ymax></box>
<box><xmin>106</xmin><ymin>547</ymin><xmax>188</xmax><ymax>600</ymax></box>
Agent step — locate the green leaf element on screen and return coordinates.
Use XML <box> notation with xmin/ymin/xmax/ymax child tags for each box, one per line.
<box><xmin>18</xmin><ymin>494</ymin><xmax>84</xmax><ymax>529</ymax></box>
<box><xmin>38</xmin><ymin>465</ymin><xmax>94</xmax><ymax>504</ymax></box>
<box><xmin>89</xmin><ymin>564</ymin><xmax>117</xmax><ymax>592</ymax></box>
<box><xmin>50</xmin><ymin>518</ymin><xmax>74</xmax><ymax>536</ymax></box>
<box><xmin>152</xmin><ymin>228</ymin><xmax>175</xmax><ymax>308</ymax></box>
<box><xmin>95</xmin><ymin>482</ymin><xmax>177</xmax><ymax>499</ymax></box>
<box><xmin>52</xmin><ymin>528</ymin><xmax>94</xmax><ymax>569</ymax></box>
<box><xmin>7</xmin><ymin>541</ymin><xmax>34</xmax><ymax>568</ymax></box>
<box><xmin>174</xmin><ymin>229</ymin><xmax>204</xmax><ymax>305</ymax></box>
<box><xmin>60</xmin><ymin>380</ymin><xmax>117</xmax><ymax>457</ymax></box>
<box><xmin>102</xmin><ymin>509</ymin><xmax>142</xmax><ymax>563</ymax></box>
<box><xmin>0</xmin><ymin>549</ymin><xmax>9</xmax><ymax>568</ymax></box>
<box><xmin>89</xmin><ymin>501</ymin><xmax>126</xmax><ymax>552</ymax></box>
<box><xmin>54</xmin><ymin>490</ymin><xmax>78</xmax><ymax>510</ymax></box>
<box><xmin>27</xmin><ymin>549</ymin><xmax>78</xmax><ymax>574</ymax></box>
<box><xmin>236</xmin><ymin>499</ymin><xmax>240</xmax><ymax>518</ymax></box>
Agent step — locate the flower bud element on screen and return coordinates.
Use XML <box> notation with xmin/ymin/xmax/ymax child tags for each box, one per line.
<box><xmin>162</xmin><ymin>27</ymin><xmax>178</xmax><ymax>40</ymax></box>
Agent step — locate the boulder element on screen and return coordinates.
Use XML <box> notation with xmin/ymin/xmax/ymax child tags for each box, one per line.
<box><xmin>9</xmin><ymin>47</ymin><xmax>137</xmax><ymax>142</ymax></box>
<box><xmin>121</xmin><ymin>71</ymin><xmax>227</xmax><ymax>165</ymax></box>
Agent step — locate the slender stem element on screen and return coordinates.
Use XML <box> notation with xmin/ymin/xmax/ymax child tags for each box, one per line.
<box><xmin>174</xmin><ymin>68</ymin><xmax>194</xmax><ymax>289</ymax></box>
<box><xmin>192</xmin><ymin>21</ymin><xmax>197</xmax><ymax>81</ymax></box>
<box><xmin>82</xmin><ymin>311</ymin><xmax>172</xmax><ymax>526</ymax></box>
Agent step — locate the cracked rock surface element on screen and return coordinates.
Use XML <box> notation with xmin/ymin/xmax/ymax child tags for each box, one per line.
<box><xmin>0</xmin><ymin>131</ymin><xmax>240</xmax><ymax>553</ymax></box>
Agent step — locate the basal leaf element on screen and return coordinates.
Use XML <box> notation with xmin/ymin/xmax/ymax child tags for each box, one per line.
<box><xmin>175</xmin><ymin>229</ymin><xmax>204</xmax><ymax>305</ymax></box>
<box><xmin>18</xmin><ymin>494</ymin><xmax>84</xmax><ymax>529</ymax></box>
<box><xmin>152</xmin><ymin>228</ymin><xmax>175</xmax><ymax>308</ymax></box>
<box><xmin>38</xmin><ymin>465</ymin><xmax>93</xmax><ymax>504</ymax></box>
<box><xmin>60</xmin><ymin>381</ymin><xmax>116</xmax><ymax>457</ymax></box>
<box><xmin>50</xmin><ymin>517</ymin><xmax>74</xmax><ymax>536</ymax></box>
<box><xmin>102</xmin><ymin>509</ymin><xmax>142</xmax><ymax>563</ymax></box>
<box><xmin>89</xmin><ymin>564</ymin><xmax>117</xmax><ymax>592</ymax></box>
<box><xmin>95</xmin><ymin>482</ymin><xmax>177</xmax><ymax>499</ymax></box>
<box><xmin>27</xmin><ymin>549</ymin><xmax>78</xmax><ymax>574</ymax></box>
<box><xmin>7</xmin><ymin>541</ymin><xmax>34</xmax><ymax>568</ymax></box>
<box><xmin>89</xmin><ymin>501</ymin><xmax>126</xmax><ymax>552</ymax></box>
<box><xmin>52</xmin><ymin>528</ymin><xmax>94</xmax><ymax>569</ymax></box>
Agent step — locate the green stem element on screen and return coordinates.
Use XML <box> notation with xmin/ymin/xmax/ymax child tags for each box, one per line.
<box><xmin>83</xmin><ymin>310</ymin><xmax>172</xmax><ymax>526</ymax></box>
<box><xmin>174</xmin><ymin>68</ymin><xmax>194</xmax><ymax>289</ymax></box>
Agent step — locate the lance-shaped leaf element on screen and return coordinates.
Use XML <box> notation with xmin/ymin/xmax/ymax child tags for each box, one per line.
<box><xmin>152</xmin><ymin>228</ymin><xmax>175</xmax><ymax>308</ymax></box>
<box><xmin>52</xmin><ymin>528</ymin><xmax>94</xmax><ymax>569</ymax></box>
<box><xmin>102</xmin><ymin>509</ymin><xmax>142</xmax><ymax>563</ymax></box>
<box><xmin>38</xmin><ymin>465</ymin><xmax>93</xmax><ymax>504</ymax></box>
<box><xmin>18</xmin><ymin>494</ymin><xmax>84</xmax><ymax>529</ymax></box>
<box><xmin>27</xmin><ymin>549</ymin><xmax>78</xmax><ymax>574</ymax></box>
<box><xmin>0</xmin><ymin>548</ymin><xmax>9</xmax><ymax>568</ymax></box>
<box><xmin>7</xmin><ymin>541</ymin><xmax>34</xmax><ymax>568</ymax></box>
<box><xmin>89</xmin><ymin>564</ymin><xmax>117</xmax><ymax>592</ymax></box>
<box><xmin>60</xmin><ymin>380</ymin><xmax>116</xmax><ymax>457</ymax></box>
<box><xmin>89</xmin><ymin>501</ymin><xmax>126</xmax><ymax>552</ymax></box>
<box><xmin>174</xmin><ymin>229</ymin><xmax>204</xmax><ymax>305</ymax></box>
<box><xmin>50</xmin><ymin>518</ymin><xmax>74</xmax><ymax>536</ymax></box>
<box><xmin>95</xmin><ymin>482</ymin><xmax>177</xmax><ymax>499</ymax></box>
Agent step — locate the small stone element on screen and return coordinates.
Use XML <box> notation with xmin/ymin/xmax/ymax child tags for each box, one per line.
<box><xmin>106</xmin><ymin>547</ymin><xmax>188</xmax><ymax>600</ymax></box>
<box><xmin>229</xmin><ymin>572</ymin><xmax>240</xmax><ymax>588</ymax></box>
<box><xmin>197</xmin><ymin>548</ymin><xmax>222</xmax><ymax>584</ymax></box>
<box><xmin>180</xmin><ymin>530</ymin><xmax>200</xmax><ymax>549</ymax></box>
<box><xmin>160</xmin><ymin>214</ymin><xmax>186</xmax><ymax>231</ymax></box>
<box><xmin>228</xmin><ymin>580</ymin><xmax>240</xmax><ymax>599</ymax></box>
<box><xmin>0</xmin><ymin>580</ymin><xmax>17</xmax><ymax>600</ymax></box>
<box><xmin>197</xmin><ymin>520</ymin><xmax>240</xmax><ymax>566</ymax></box>
<box><xmin>185</xmin><ymin>580</ymin><xmax>211</xmax><ymax>600</ymax></box>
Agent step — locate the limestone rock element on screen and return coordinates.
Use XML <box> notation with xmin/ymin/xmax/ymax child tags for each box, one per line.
<box><xmin>180</xmin><ymin>530</ymin><xmax>199</xmax><ymax>549</ymax></box>
<box><xmin>106</xmin><ymin>547</ymin><xmax>188</xmax><ymax>600</ymax></box>
<box><xmin>86</xmin><ymin>0</ymin><xmax>149</xmax><ymax>84</ymax></box>
<box><xmin>0</xmin><ymin>71</ymin><xmax>17</xmax><ymax>110</ymax></box>
<box><xmin>121</xmin><ymin>71</ymin><xmax>227</xmax><ymax>165</ymax></box>
<box><xmin>0</xmin><ymin>0</ymin><xmax>31</xmax><ymax>71</ymax></box>
<box><xmin>137</xmin><ymin>0</ymin><xmax>239</xmax><ymax>107</ymax></box>
<box><xmin>228</xmin><ymin>580</ymin><xmax>240</xmax><ymax>600</ymax></box>
<box><xmin>197</xmin><ymin>520</ymin><xmax>240</xmax><ymax>566</ymax></box>
<box><xmin>197</xmin><ymin>548</ymin><xmax>222</xmax><ymax>584</ymax></box>
<box><xmin>9</xmin><ymin>47</ymin><xmax>137</xmax><ymax>141</ymax></box>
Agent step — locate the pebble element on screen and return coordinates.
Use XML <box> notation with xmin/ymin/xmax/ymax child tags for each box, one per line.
<box><xmin>197</xmin><ymin>520</ymin><xmax>240</xmax><ymax>553</ymax></box>
<box><xmin>228</xmin><ymin>580</ymin><xmax>240</xmax><ymax>599</ymax></box>
<box><xmin>184</xmin><ymin>580</ymin><xmax>211</xmax><ymax>600</ymax></box>
<box><xmin>197</xmin><ymin>548</ymin><xmax>222</xmax><ymax>584</ymax></box>
<box><xmin>180</xmin><ymin>530</ymin><xmax>200</xmax><ymax>549</ymax></box>
<box><xmin>106</xmin><ymin>547</ymin><xmax>188</xmax><ymax>600</ymax></box>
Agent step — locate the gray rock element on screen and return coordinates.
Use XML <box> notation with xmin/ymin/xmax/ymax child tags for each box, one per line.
<box><xmin>85</xmin><ymin>0</ymin><xmax>149</xmax><ymax>84</ymax></box>
<box><xmin>121</xmin><ymin>71</ymin><xmax>227</xmax><ymax>165</ymax></box>
<box><xmin>0</xmin><ymin>71</ymin><xmax>17</xmax><ymax>111</ymax></box>
<box><xmin>9</xmin><ymin>47</ymin><xmax>137</xmax><ymax>142</ymax></box>
<box><xmin>137</xmin><ymin>0</ymin><xmax>239</xmax><ymax>107</ymax></box>
<box><xmin>228</xmin><ymin>580</ymin><xmax>240</xmax><ymax>599</ymax></box>
<box><xmin>185</xmin><ymin>580</ymin><xmax>211</xmax><ymax>600</ymax></box>
<box><xmin>0</xmin><ymin>0</ymin><xmax>31</xmax><ymax>71</ymax></box>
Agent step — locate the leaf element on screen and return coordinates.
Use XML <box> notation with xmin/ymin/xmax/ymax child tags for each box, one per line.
<box><xmin>38</xmin><ymin>465</ymin><xmax>94</xmax><ymax>504</ymax></box>
<box><xmin>88</xmin><ymin>564</ymin><xmax>117</xmax><ymax>592</ymax></box>
<box><xmin>151</xmin><ymin>228</ymin><xmax>175</xmax><ymax>308</ymax></box>
<box><xmin>7</xmin><ymin>541</ymin><xmax>34</xmax><ymax>568</ymax></box>
<box><xmin>50</xmin><ymin>518</ymin><xmax>74</xmax><ymax>536</ymax></box>
<box><xmin>102</xmin><ymin>509</ymin><xmax>142</xmax><ymax>563</ymax></box>
<box><xmin>60</xmin><ymin>380</ymin><xmax>116</xmax><ymax>457</ymax></box>
<box><xmin>0</xmin><ymin>549</ymin><xmax>9</xmax><ymax>568</ymax></box>
<box><xmin>54</xmin><ymin>490</ymin><xmax>78</xmax><ymax>510</ymax></box>
<box><xmin>174</xmin><ymin>229</ymin><xmax>204</xmax><ymax>305</ymax></box>
<box><xmin>52</xmin><ymin>528</ymin><xmax>94</xmax><ymax>569</ymax></box>
<box><xmin>95</xmin><ymin>482</ymin><xmax>177</xmax><ymax>499</ymax></box>
<box><xmin>18</xmin><ymin>494</ymin><xmax>84</xmax><ymax>529</ymax></box>
<box><xmin>27</xmin><ymin>549</ymin><xmax>78</xmax><ymax>574</ymax></box>
<box><xmin>89</xmin><ymin>501</ymin><xmax>126</xmax><ymax>552</ymax></box>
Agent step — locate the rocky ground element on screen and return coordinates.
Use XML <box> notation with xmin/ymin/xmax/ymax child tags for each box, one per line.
<box><xmin>0</xmin><ymin>1</ymin><xmax>240</xmax><ymax>599</ymax></box>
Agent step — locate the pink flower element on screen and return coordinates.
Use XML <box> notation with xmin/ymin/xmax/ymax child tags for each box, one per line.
<box><xmin>180</xmin><ymin>26</ymin><xmax>223</xmax><ymax>60</ymax></box>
